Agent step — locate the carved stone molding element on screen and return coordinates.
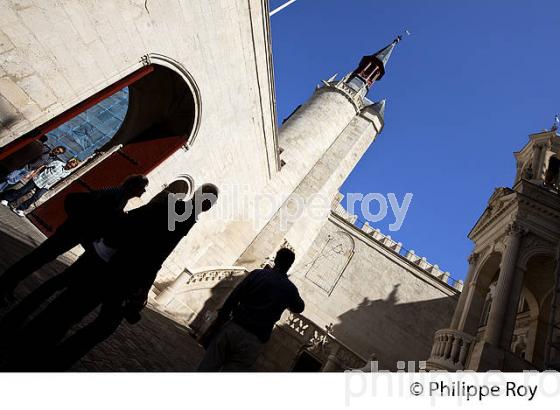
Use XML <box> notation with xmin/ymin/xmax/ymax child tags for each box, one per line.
<box><xmin>505</xmin><ymin>221</ymin><xmax>525</xmax><ymax>237</ymax></box>
<box><xmin>468</xmin><ymin>252</ymin><xmax>480</xmax><ymax>266</ymax></box>
<box><xmin>517</xmin><ymin>234</ymin><xmax>556</xmax><ymax>270</ymax></box>
<box><xmin>521</xmin><ymin>235</ymin><xmax>554</xmax><ymax>251</ymax></box>
<box><xmin>492</xmin><ymin>236</ymin><xmax>507</xmax><ymax>253</ymax></box>
<box><xmin>470</xmin><ymin>191</ymin><xmax>516</xmax><ymax>240</ymax></box>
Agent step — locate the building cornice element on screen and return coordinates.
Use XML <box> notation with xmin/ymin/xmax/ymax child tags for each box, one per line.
<box><xmin>329</xmin><ymin>209</ymin><xmax>460</xmax><ymax>297</ymax></box>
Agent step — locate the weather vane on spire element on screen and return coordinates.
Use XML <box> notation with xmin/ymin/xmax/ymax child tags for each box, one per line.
<box><xmin>395</xmin><ymin>29</ymin><xmax>412</xmax><ymax>43</ymax></box>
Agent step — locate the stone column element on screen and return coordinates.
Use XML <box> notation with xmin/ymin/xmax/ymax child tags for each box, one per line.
<box><xmin>532</xmin><ymin>145</ymin><xmax>542</xmax><ymax>179</ymax></box>
<box><xmin>537</xmin><ymin>145</ymin><xmax>548</xmax><ymax>180</ymax></box>
<box><xmin>450</xmin><ymin>252</ymin><xmax>479</xmax><ymax>330</ymax></box>
<box><xmin>484</xmin><ymin>222</ymin><xmax>524</xmax><ymax>347</ymax></box>
<box><xmin>544</xmin><ymin>245</ymin><xmax>560</xmax><ymax>367</ymax></box>
<box><xmin>500</xmin><ymin>265</ymin><xmax>526</xmax><ymax>349</ymax></box>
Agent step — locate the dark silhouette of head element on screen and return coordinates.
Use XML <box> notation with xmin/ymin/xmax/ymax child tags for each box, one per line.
<box><xmin>122</xmin><ymin>174</ymin><xmax>149</xmax><ymax>199</ymax></box>
<box><xmin>274</xmin><ymin>248</ymin><xmax>296</xmax><ymax>274</ymax></box>
<box><xmin>192</xmin><ymin>183</ymin><xmax>219</xmax><ymax>214</ymax></box>
<box><xmin>145</xmin><ymin>183</ymin><xmax>219</xmax><ymax>233</ymax></box>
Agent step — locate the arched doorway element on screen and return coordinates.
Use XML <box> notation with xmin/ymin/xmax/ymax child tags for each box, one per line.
<box><xmin>521</xmin><ymin>253</ymin><xmax>556</xmax><ymax>368</ymax></box>
<box><xmin>461</xmin><ymin>251</ymin><xmax>502</xmax><ymax>336</ymax></box>
<box><xmin>545</xmin><ymin>156</ymin><xmax>560</xmax><ymax>188</ymax></box>
<box><xmin>292</xmin><ymin>350</ymin><xmax>324</xmax><ymax>372</ymax></box>
<box><xmin>14</xmin><ymin>64</ymin><xmax>199</xmax><ymax>235</ymax></box>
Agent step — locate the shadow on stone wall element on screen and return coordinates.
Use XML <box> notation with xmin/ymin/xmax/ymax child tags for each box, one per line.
<box><xmin>0</xmin><ymin>98</ymin><xmax>19</xmax><ymax>130</ymax></box>
<box><xmin>255</xmin><ymin>283</ymin><xmax>458</xmax><ymax>372</ymax></box>
<box><xmin>331</xmin><ymin>284</ymin><xmax>457</xmax><ymax>370</ymax></box>
<box><xmin>187</xmin><ymin>272</ymin><xmax>247</xmax><ymax>341</ymax></box>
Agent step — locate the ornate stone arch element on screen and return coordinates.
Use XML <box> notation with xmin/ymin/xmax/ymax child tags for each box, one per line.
<box><xmin>163</xmin><ymin>174</ymin><xmax>196</xmax><ymax>198</ymax></box>
<box><xmin>519</xmin><ymin>286</ymin><xmax>540</xmax><ymax>361</ymax></box>
<box><xmin>521</xmin><ymin>251</ymin><xmax>557</xmax><ymax>367</ymax></box>
<box><xmin>462</xmin><ymin>251</ymin><xmax>502</xmax><ymax>336</ymax></box>
<box><xmin>475</xmin><ymin>245</ymin><xmax>492</xmax><ymax>263</ymax></box>
<box><xmin>472</xmin><ymin>250</ymin><xmax>502</xmax><ymax>288</ymax></box>
<box><xmin>517</xmin><ymin>235</ymin><xmax>556</xmax><ymax>271</ymax></box>
<box><xmin>143</xmin><ymin>53</ymin><xmax>203</xmax><ymax>148</ymax></box>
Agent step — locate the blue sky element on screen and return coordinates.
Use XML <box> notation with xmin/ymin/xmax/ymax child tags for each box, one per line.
<box><xmin>269</xmin><ymin>0</ymin><xmax>560</xmax><ymax>281</ymax></box>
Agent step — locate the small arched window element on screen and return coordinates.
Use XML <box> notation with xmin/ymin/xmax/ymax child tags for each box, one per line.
<box><xmin>151</xmin><ymin>176</ymin><xmax>195</xmax><ymax>203</ymax></box>
<box><xmin>164</xmin><ymin>176</ymin><xmax>195</xmax><ymax>198</ymax></box>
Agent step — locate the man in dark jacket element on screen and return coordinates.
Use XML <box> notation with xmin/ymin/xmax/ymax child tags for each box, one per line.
<box><xmin>197</xmin><ymin>248</ymin><xmax>305</xmax><ymax>372</ymax></box>
<box><xmin>0</xmin><ymin>183</ymin><xmax>219</xmax><ymax>371</ymax></box>
<box><xmin>0</xmin><ymin>174</ymin><xmax>149</xmax><ymax>302</ymax></box>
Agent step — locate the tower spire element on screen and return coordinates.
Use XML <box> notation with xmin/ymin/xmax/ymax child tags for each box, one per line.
<box><xmin>372</xmin><ymin>35</ymin><xmax>402</xmax><ymax>75</ymax></box>
<box><xmin>347</xmin><ymin>33</ymin><xmax>406</xmax><ymax>91</ymax></box>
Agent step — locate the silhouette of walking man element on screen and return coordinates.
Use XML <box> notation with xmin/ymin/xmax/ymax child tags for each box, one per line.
<box><xmin>197</xmin><ymin>248</ymin><xmax>305</xmax><ymax>372</ymax></box>
<box><xmin>1</xmin><ymin>183</ymin><xmax>218</xmax><ymax>371</ymax></box>
<box><xmin>0</xmin><ymin>174</ymin><xmax>149</xmax><ymax>302</ymax></box>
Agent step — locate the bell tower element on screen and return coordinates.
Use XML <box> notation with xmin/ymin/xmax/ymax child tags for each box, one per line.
<box><xmin>513</xmin><ymin>121</ymin><xmax>560</xmax><ymax>188</ymax></box>
<box><xmin>236</xmin><ymin>36</ymin><xmax>403</xmax><ymax>269</ymax></box>
<box><xmin>348</xmin><ymin>35</ymin><xmax>402</xmax><ymax>90</ymax></box>
<box><xmin>427</xmin><ymin>121</ymin><xmax>560</xmax><ymax>371</ymax></box>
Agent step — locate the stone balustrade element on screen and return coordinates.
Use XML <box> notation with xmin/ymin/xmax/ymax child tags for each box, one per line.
<box><xmin>154</xmin><ymin>266</ymin><xmax>247</xmax><ymax>309</ymax></box>
<box><xmin>427</xmin><ymin>328</ymin><xmax>475</xmax><ymax>371</ymax></box>
<box><xmin>282</xmin><ymin>312</ymin><xmax>366</xmax><ymax>371</ymax></box>
<box><xmin>185</xmin><ymin>267</ymin><xmax>247</xmax><ymax>287</ymax></box>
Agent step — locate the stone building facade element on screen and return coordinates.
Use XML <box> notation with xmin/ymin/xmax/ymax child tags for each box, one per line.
<box><xmin>256</xmin><ymin>196</ymin><xmax>460</xmax><ymax>371</ymax></box>
<box><xmin>5</xmin><ymin>0</ymin><xmax>548</xmax><ymax>372</ymax></box>
<box><xmin>427</xmin><ymin>129</ymin><xmax>560</xmax><ymax>372</ymax></box>
<box><xmin>0</xmin><ymin>0</ymin><xmax>280</xmax><ymax>281</ymax></box>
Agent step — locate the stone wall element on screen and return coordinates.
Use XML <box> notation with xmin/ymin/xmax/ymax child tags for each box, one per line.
<box><xmin>159</xmin><ymin>193</ymin><xmax>462</xmax><ymax>371</ymax></box>
<box><xmin>0</xmin><ymin>0</ymin><xmax>280</xmax><ymax>283</ymax></box>
<box><xmin>285</xmin><ymin>195</ymin><xmax>461</xmax><ymax>370</ymax></box>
